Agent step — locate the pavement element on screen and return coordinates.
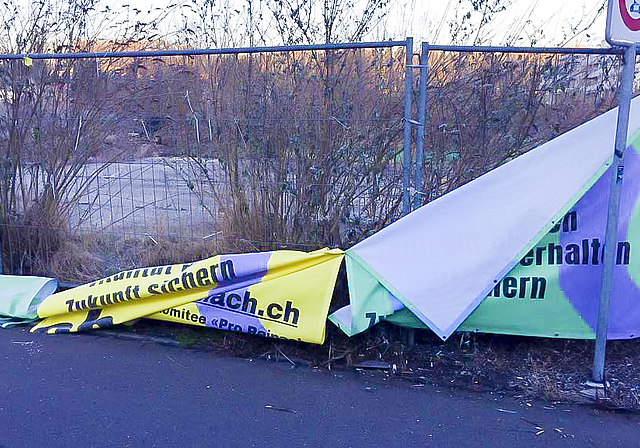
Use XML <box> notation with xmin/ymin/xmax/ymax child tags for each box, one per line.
<box><xmin>1</xmin><ymin>326</ymin><xmax>639</xmax><ymax>448</ymax></box>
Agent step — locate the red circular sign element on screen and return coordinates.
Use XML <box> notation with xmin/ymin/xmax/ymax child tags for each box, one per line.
<box><xmin>620</xmin><ymin>0</ymin><xmax>640</xmax><ymax>31</ymax></box>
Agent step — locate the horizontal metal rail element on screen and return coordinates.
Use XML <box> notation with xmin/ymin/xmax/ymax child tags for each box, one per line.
<box><xmin>0</xmin><ymin>42</ymin><xmax>629</xmax><ymax>61</ymax></box>
<box><xmin>0</xmin><ymin>40</ymin><xmax>408</xmax><ymax>60</ymax></box>
<box><xmin>426</xmin><ymin>44</ymin><xmax>624</xmax><ymax>55</ymax></box>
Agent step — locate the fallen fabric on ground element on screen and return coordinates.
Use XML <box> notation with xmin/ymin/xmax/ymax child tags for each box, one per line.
<box><xmin>30</xmin><ymin>248</ymin><xmax>343</xmax><ymax>345</ymax></box>
<box><xmin>0</xmin><ymin>275</ymin><xmax>58</xmax><ymax>328</ymax></box>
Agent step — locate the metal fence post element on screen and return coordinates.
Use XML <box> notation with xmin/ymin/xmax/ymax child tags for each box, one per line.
<box><xmin>402</xmin><ymin>37</ymin><xmax>414</xmax><ymax>216</ymax></box>
<box><xmin>414</xmin><ymin>42</ymin><xmax>429</xmax><ymax>211</ymax></box>
<box><xmin>592</xmin><ymin>43</ymin><xmax>637</xmax><ymax>384</ymax></box>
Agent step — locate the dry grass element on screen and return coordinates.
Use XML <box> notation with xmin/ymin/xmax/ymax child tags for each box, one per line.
<box><xmin>35</xmin><ymin>229</ymin><xmax>293</xmax><ymax>283</ymax></box>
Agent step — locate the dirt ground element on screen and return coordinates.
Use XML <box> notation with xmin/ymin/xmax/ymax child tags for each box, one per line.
<box><xmin>105</xmin><ymin>318</ymin><xmax>640</xmax><ymax>413</ymax></box>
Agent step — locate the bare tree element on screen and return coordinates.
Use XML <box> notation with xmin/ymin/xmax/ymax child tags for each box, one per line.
<box><xmin>264</xmin><ymin>0</ymin><xmax>393</xmax><ymax>44</ymax></box>
<box><xmin>0</xmin><ymin>0</ymin><xmax>177</xmax><ymax>274</ymax></box>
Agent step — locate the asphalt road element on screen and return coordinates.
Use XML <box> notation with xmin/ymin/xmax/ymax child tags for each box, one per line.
<box><xmin>1</xmin><ymin>326</ymin><xmax>638</xmax><ymax>448</ymax></box>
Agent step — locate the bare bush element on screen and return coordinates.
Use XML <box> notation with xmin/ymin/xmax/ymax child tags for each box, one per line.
<box><xmin>129</xmin><ymin>48</ymin><xmax>408</xmax><ymax>249</ymax></box>
<box><xmin>0</xmin><ymin>0</ymin><xmax>176</xmax><ymax>274</ymax></box>
<box><xmin>417</xmin><ymin>51</ymin><xmax>621</xmax><ymax>206</ymax></box>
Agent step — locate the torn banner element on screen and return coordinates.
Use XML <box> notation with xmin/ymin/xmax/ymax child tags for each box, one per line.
<box><xmin>330</xmin><ymin>97</ymin><xmax>640</xmax><ymax>341</ymax></box>
<box><xmin>32</xmin><ymin>248</ymin><xmax>343</xmax><ymax>344</ymax></box>
<box><xmin>385</xmin><ymin>136</ymin><xmax>640</xmax><ymax>340</ymax></box>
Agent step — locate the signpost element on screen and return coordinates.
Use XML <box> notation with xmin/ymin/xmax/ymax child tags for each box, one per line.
<box><xmin>592</xmin><ymin>1</ymin><xmax>639</xmax><ymax>386</ymax></box>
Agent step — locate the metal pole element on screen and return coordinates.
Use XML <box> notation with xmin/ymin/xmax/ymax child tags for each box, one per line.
<box><xmin>414</xmin><ymin>42</ymin><xmax>429</xmax><ymax>211</ymax></box>
<box><xmin>402</xmin><ymin>37</ymin><xmax>414</xmax><ymax>216</ymax></box>
<box><xmin>423</xmin><ymin>45</ymin><xmax>619</xmax><ymax>55</ymax></box>
<box><xmin>0</xmin><ymin>223</ymin><xmax>3</xmax><ymax>274</ymax></box>
<box><xmin>592</xmin><ymin>43</ymin><xmax>636</xmax><ymax>384</ymax></box>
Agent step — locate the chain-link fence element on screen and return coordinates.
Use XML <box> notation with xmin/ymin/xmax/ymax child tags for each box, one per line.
<box><xmin>0</xmin><ymin>41</ymin><xmax>631</xmax><ymax>282</ymax></box>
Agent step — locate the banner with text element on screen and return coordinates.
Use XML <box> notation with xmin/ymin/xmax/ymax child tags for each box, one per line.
<box><xmin>330</xmin><ymin>97</ymin><xmax>640</xmax><ymax>341</ymax></box>
<box><xmin>32</xmin><ymin>248</ymin><xmax>343</xmax><ymax>344</ymax></box>
<box><xmin>458</xmin><ymin>137</ymin><xmax>640</xmax><ymax>339</ymax></box>
<box><xmin>383</xmin><ymin>144</ymin><xmax>640</xmax><ymax>339</ymax></box>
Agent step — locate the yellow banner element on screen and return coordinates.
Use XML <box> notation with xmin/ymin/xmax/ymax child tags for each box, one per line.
<box><xmin>32</xmin><ymin>248</ymin><xmax>344</xmax><ymax>344</ymax></box>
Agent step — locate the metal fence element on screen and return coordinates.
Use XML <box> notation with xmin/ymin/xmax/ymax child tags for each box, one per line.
<box><xmin>0</xmin><ymin>39</ymin><xmax>632</xmax><ymax>281</ymax></box>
